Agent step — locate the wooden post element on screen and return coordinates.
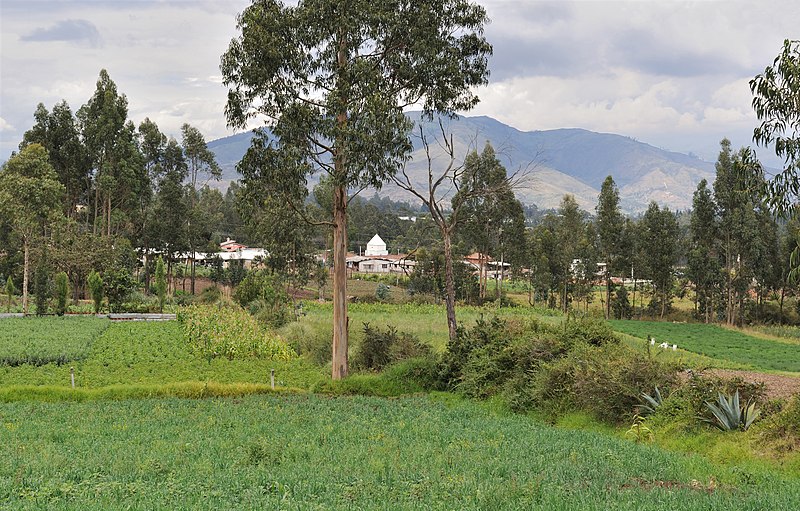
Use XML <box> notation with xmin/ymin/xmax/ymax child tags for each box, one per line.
<box><xmin>270</xmin><ymin>368</ymin><xmax>275</xmax><ymax>390</ymax></box>
<box><xmin>70</xmin><ymin>367</ymin><xmax>75</xmax><ymax>388</ymax></box>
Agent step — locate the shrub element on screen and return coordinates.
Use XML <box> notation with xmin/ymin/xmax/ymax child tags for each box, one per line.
<box><xmin>439</xmin><ymin>316</ymin><xmax>509</xmax><ymax>389</ymax></box>
<box><xmin>375</xmin><ymin>283</ymin><xmax>390</xmax><ymax>301</ymax></box>
<box><xmin>54</xmin><ymin>271</ymin><xmax>69</xmax><ymax>316</ymax></box>
<box><xmin>353</xmin><ymin>323</ymin><xmax>431</xmax><ymax>371</ymax></box>
<box><xmin>559</xmin><ymin>317</ymin><xmax>618</xmax><ymax>347</ymax></box>
<box><xmin>154</xmin><ymin>256</ymin><xmax>167</xmax><ymax>313</ymax></box>
<box><xmin>234</xmin><ymin>271</ymin><xmax>291</xmax><ymax>327</ymax></box>
<box><xmin>5</xmin><ymin>276</ymin><xmax>15</xmax><ymax>313</ymax></box>
<box><xmin>88</xmin><ymin>270</ymin><xmax>104</xmax><ymax>313</ymax></box>
<box><xmin>103</xmin><ymin>267</ymin><xmax>135</xmax><ymax>313</ymax></box>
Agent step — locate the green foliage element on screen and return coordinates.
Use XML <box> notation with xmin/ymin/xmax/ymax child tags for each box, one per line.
<box><xmin>234</xmin><ymin>270</ymin><xmax>291</xmax><ymax>328</ymax></box>
<box><xmin>639</xmin><ymin>386</ymin><xmax>665</xmax><ymax>415</ymax></box>
<box><xmin>5</xmin><ymin>276</ymin><xmax>15</xmax><ymax>313</ymax></box>
<box><xmin>625</xmin><ymin>414</ymin><xmax>654</xmax><ymax>443</ymax></box>
<box><xmin>0</xmin><ymin>317</ymin><xmax>109</xmax><ymax>366</ymax></box>
<box><xmin>610</xmin><ymin>320</ymin><xmax>800</xmax><ymax>372</ymax></box>
<box><xmin>354</xmin><ymin>323</ymin><xmax>431</xmax><ymax>372</ymax></box>
<box><xmin>281</xmin><ymin>321</ymin><xmax>332</xmax><ymax>365</ymax></box>
<box><xmin>703</xmin><ymin>390</ymin><xmax>761</xmax><ymax>432</ymax></box>
<box><xmin>154</xmin><ymin>256</ymin><xmax>167</xmax><ymax>313</ymax></box>
<box><xmin>613</xmin><ymin>285</ymin><xmax>633</xmax><ymax>320</ymax></box>
<box><xmin>33</xmin><ymin>255</ymin><xmax>50</xmax><ymax>316</ymax></box>
<box><xmin>53</xmin><ymin>271</ymin><xmax>69</xmax><ymax>316</ymax></box>
<box><xmin>375</xmin><ymin>283</ymin><xmax>390</xmax><ymax>301</ymax></box>
<box><xmin>87</xmin><ymin>270</ymin><xmax>103</xmax><ymax>313</ymax></box>
<box><xmin>178</xmin><ymin>305</ymin><xmax>295</xmax><ymax>361</ymax></box>
<box><xmin>102</xmin><ymin>267</ymin><xmax>135</xmax><ymax>313</ymax></box>
<box><xmin>559</xmin><ymin>317</ymin><xmax>619</xmax><ymax>347</ymax></box>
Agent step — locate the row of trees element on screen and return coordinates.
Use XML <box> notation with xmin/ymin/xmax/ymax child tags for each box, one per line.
<box><xmin>0</xmin><ymin>70</ymin><xmax>240</xmax><ymax>312</ymax></box>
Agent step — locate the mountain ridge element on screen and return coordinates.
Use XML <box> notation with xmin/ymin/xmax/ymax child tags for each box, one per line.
<box><xmin>207</xmin><ymin>113</ymin><xmax>716</xmax><ymax>214</ymax></box>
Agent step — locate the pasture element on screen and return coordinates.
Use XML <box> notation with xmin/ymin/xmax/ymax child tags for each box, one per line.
<box><xmin>2</xmin><ymin>394</ymin><xmax>799</xmax><ymax>510</ymax></box>
<box><xmin>609</xmin><ymin>321</ymin><xmax>800</xmax><ymax>373</ymax></box>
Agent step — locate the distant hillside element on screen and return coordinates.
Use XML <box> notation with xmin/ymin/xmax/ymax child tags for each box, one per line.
<box><xmin>207</xmin><ymin>114</ymin><xmax>716</xmax><ymax>214</ymax></box>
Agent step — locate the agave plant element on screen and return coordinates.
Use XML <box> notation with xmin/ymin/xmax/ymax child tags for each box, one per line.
<box><xmin>639</xmin><ymin>386</ymin><xmax>664</xmax><ymax>415</ymax></box>
<box><xmin>703</xmin><ymin>390</ymin><xmax>761</xmax><ymax>431</ymax></box>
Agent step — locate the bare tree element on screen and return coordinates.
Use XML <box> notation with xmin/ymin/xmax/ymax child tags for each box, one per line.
<box><xmin>392</xmin><ymin>121</ymin><xmax>532</xmax><ymax>342</ymax></box>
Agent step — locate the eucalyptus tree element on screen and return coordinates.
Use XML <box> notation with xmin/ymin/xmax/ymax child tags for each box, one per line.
<box><xmin>221</xmin><ymin>0</ymin><xmax>491</xmax><ymax>378</ymax></box>
<box><xmin>595</xmin><ymin>175</ymin><xmax>624</xmax><ymax>319</ymax></box>
<box><xmin>751</xmin><ymin>39</ymin><xmax>800</xmax><ymax>215</ymax></box>
<box><xmin>640</xmin><ymin>202</ymin><xmax>680</xmax><ymax>319</ymax></box>
<box><xmin>687</xmin><ymin>179</ymin><xmax>721</xmax><ymax>322</ymax></box>
<box><xmin>181</xmin><ymin>124</ymin><xmax>221</xmax><ymax>294</ymax></box>
<box><xmin>21</xmin><ymin>101</ymin><xmax>91</xmax><ymax>219</ymax></box>
<box><xmin>455</xmin><ymin>142</ymin><xmax>526</xmax><ymax>302</ymax></box>
<box><xmin>0</xmin><ymin>144</ymin><xmax>65</xmax><ymax>313</ymax></box>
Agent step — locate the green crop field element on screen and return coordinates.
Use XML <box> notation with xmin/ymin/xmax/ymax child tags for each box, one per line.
<box><xmin>0</xmin><ymin>319</ymin><xmax>324</xmax><ymax>393</ymax></box>
<box><xmin>2</xmin><ymin>394</ymin><xmax>798</xmax><ymax>510</ymax></box>
<box><xmin>609</xmin><ymin>320</ymin><xmax>800</xmax><ymax>373</ymax></box>
<box><xmin>0</xmin><ymin>316</ymin><xmax>110</xmax><ymax>366</ymax></box>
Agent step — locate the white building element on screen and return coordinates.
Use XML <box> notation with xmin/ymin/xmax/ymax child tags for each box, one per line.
<box><xmin>365</xmin><ymin>234</ymin><xmax>388</xmax><ymax>256</ymax></box>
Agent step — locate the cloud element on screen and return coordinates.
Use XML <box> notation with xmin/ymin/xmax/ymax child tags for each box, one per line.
<box><xmin>21</xmin><ymin>19</ymin><xmax>102</xmax><ymax>48</ymax></box>
<box><xmin>0</xmin><ymin>117</ymin><xmax>13</xmax><ymax>132</ymax></box>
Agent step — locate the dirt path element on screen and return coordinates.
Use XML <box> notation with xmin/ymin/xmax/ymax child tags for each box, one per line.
<box><xmin>704</xmin><ymin>369</ymin><xmax>800</xmax><ymax>400</ymax></box>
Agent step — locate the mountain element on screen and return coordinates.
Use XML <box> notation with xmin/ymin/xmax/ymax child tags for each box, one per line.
<box><xmin>207</xmin><ymin>114</ymin><xmax>716</xmax><ymax>214</ymax></box>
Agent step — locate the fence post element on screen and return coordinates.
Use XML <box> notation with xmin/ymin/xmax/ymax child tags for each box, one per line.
<box><xmin>270</xmin><ymin>368</ymin><xmax>275</xmax><ymax>390</ymax></box>
<box><xmin>70</xmin><ymin>367</ymin><xmax>75</xmax><ymax>389</ymax></box>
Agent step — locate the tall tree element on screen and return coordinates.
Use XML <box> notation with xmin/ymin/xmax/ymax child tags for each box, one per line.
<box><xmin>455</xmin><ymin>142</ymin><xmax>526</xmax><ymax>302</ymax></box>
<box><xmin>686</xmin><ymin>179</ymin><xmax>721</xmax><ymax>322</ymax></box>
<box><xmin>0</xmin><ymin>144</ymin><xmax>65</xmax><ymax>313</ymax></box>
<box><xmin>221</xmin><ymin>0</ymin><xmax>491</xmax><ymax>379</ymax></box>
<box><xmin>640</xmin><ymin>202</ymin><xmax>679</xmax><ymax>319</ymax></box>
<box><xmin>751</xmin><ymin>38</ymin><xmax>800</xmax><ymax>215</ymax></box>
<box><xmin>77</xmin><ymin>70</ymin><xmax>145</xmax><ymax>238</ymax></box>
<box><xmin>181</xmin><ymin>124</ymin><xmax>221</xmax><ymax>294</ymax></box>
<box><xmin>595</xmin><ymin>175</ymin><xmax>624</xmax><ymax>319</ymax></box>
<box><xmin>21</xmin><ymin>101</ymin><xmax>91</xmax><ymax>219</ymax></box>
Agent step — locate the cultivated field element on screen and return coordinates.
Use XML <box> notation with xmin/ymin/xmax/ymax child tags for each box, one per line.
<box><xmin>2</xmin><ymin>394</ymin><xmax>799</xmax><ymax>510</ymax></box>
<box><xmin>610</xmin><ymin>320</ymin><xmax>800</xmax><ymax>373</ymax></box>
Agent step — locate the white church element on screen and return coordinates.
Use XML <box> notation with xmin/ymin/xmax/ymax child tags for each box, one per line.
<box><xmin>345</xmin><ymin>234</ymin><xmax>416</xmax><ymax>274</ymax></box>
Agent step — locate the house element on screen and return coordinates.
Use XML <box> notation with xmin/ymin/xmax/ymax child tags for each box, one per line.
<box><xmin>365</xmin><ymin>234</ymin><xmax>388</xmax><ymax>256</ymax></box>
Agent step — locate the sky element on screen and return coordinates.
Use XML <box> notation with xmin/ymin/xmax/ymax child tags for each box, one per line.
<box><xmin>1</xmin><ymin>0</ymin><xmax>796</xmax><ymax>168</ymax></box>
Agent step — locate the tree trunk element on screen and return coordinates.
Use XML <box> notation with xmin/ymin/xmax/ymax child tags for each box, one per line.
<box><xmin>331</xmin><ymin>184</ymin><xmax>349</xmax><ymax>380</ymax></box>
<box><xmin>22</xmin><ymin>237</ymin><xmax>29</xmax><ymax>314</ymax></box>
<box><xmin>442</xmin><ymin>228</ymin><xmax>457</xmax><ymax>343</ymax></box>
<box><xmin>605</xmin><ymin>273</ymin><xmax>611</xmax><ymax>320</ymax></box>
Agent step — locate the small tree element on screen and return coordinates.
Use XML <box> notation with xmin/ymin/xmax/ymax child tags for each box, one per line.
<box><xmin>5</xmin><ymin>276</ymin><xmax>15</xmax><ymax>313</ymax></box>
<box><xmin>33</xmin><ymin>256</ymin><xmax>50</xmax><ymax>316</ymax></box>
<box><xmin>54</xmin><ymin>271</ymin><xmax>69</xmax><ymax>316</ymax></box>
<box><xmin>88</xmin><ymin>270</ymin><xmax>104</xmax><ymax>313</ymax></box>
<box><xmin>154</xmin><ymin>256</ymin><xmax>167</xmax><ymax>313</ymax></box>
<box><xmin>103</xmin><ymin>267</ymin><xmax>135</xmax><ymax>313</ymax></box>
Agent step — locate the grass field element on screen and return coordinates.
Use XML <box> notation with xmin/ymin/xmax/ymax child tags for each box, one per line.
<box><xmin>2</xmin><ymin>394</ymin><xmax>798</xmax><ymax>510</ymax></box>
<box><xmin>0</xmin><ymin>316</ymin><xmax>109</xmax><ymax>366</ymax></box>
<box><xmin>609</xmin><ymin>320</ymin><xmax>800</xmax><ymax>373</ymax></box>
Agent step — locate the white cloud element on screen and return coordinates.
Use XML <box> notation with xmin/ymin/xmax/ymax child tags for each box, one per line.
<box><xmin>0</xmin><ymin>117</ymin><xmax>13</xmax><ymax>132</ymax></box>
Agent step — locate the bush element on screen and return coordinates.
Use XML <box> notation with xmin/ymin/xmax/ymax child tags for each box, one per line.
<box><xmin>559</xmin><ymin>317</ymin><xmax>618</xmax><ymax>347</ymax></box>
<box><xmin>88</xmin><ymin>270</ymin><xmax>103</xmax><ymax>314</ymax></box>
<box><xmin>375</xmin><ymin>283</ymin><xmax>390</xmax><ymax>301</ymax></box>
<box><xmin>54</xmin><ymin>272</ymin><xmax>69</xmax><ymax>316</ymax></box>
<box><xmin>353</xmin><ymin>323</ymin><xmax>431</xmax><ymax>371</ymax></box>
<box><xmin>103</xmin><ymin>267</ymin><xmax>135</xmax><ymax>313</ymax></box>
<box><xmin>33</xmin><ymin>258</ymin><xmax>50</xmax><ymax>316</ymax></box>
<box><xmin>234</xmin><ymin>271</ymin><xmax>291</xmax><ymax>328</ymax></box>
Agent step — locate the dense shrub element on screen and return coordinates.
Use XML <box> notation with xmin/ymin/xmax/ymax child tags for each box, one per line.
<box><xmin>558</xmin><ymin>317</ymin><xmax>618</xmax><ymax>347</ymax></box>
<box><xmin>103</xmin><ymin>267</ymin><xmax>135</xmax><ymax>313</ymax></box>
<box><xmin>33</xmin><ymin>258</ymin><xmax>50</xmax><ymax>315</ymax></box>
<box><xmin>54</xmin><ymin>271</ymin><xmax>69</xmax><ymax>316</ymax></box>
<box><xmin>353</xmin><ymin>323</ymin><xmax>431</xmax><ymax>371</ymax></box>
<box><xmin>88</xmin><ymin>270</ymin><xmax>104</xmax><ymax>313</ymax></box>
<box><xmin>234</xmin><ymin>271</ymin><xmax>291</xmax><ymax>327</ymax></box>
